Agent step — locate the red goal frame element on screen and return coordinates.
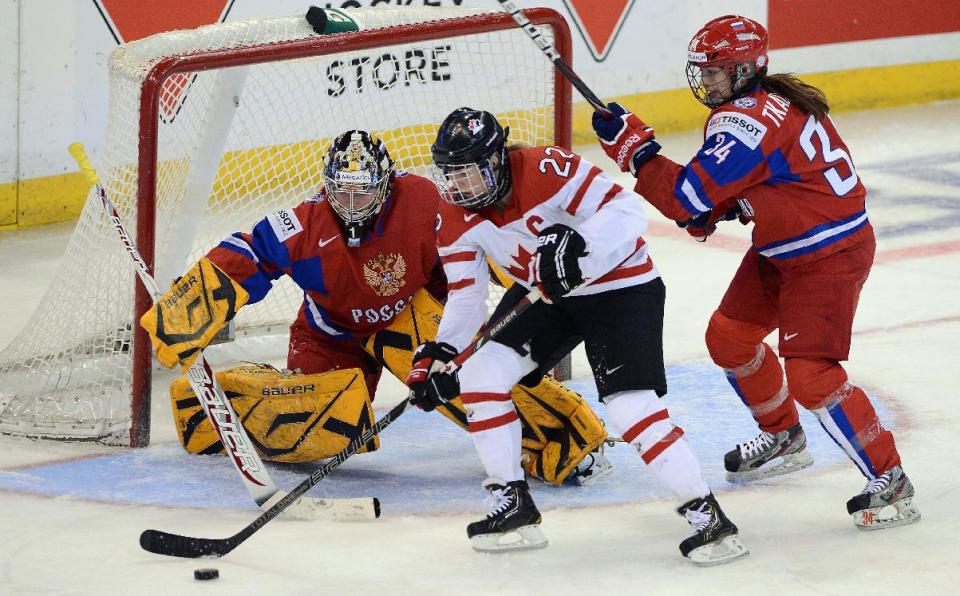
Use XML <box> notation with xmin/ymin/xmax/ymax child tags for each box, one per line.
<box><xmin>129</xmin><ymin>9</ymin><xmax>573</xmax><ymax>447</ymax></box>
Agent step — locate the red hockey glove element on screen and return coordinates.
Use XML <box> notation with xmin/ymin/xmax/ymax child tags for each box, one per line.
<box><xmin>592</xmin><ymin>102</ymin><xmax>660</xmax><ymax>173</ymax></box>
<box><xmin>406</xmin><ymin>341</ymin><xmax>460</xmax><ymax>412</ymax></box>
<box><xmin>677</xmin><ymin>203</ymin><xmax>744</xmax><ymax>242</ymax></box>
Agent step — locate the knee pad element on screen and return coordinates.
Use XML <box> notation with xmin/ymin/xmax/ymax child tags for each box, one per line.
<box><xmin>705</xmin><ymin>310</ymin><xmax>771</xmax><ymax>369</ymax></box>
<box><xmin>785</xmin><ymin>358</ymin><xmax>847</xmax><ymax>410</ymax></box>
<box><xmin>605</xmin><ymin>389</ymin><xmax>674</xmax><ymax>446</ymax></box>
<box><xmin>459</xmin><ymin>341</ymin><xmax>536</xmax><ymax>394</ymax></box>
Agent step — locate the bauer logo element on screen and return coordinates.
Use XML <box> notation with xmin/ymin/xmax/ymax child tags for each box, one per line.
<box><xmin>562</xmin><ymin>0</ymin><xmax>636</xmax><ymax>62</ymax></box>
<box><xmin>267</xmin><ymin>209</ymin><xmax>304</xmax><ymax>242</ymax></box>
<box><xmin>706</xmin><ymin>112</ymin><xmax>768</xmax><ymax>150</ymax></box>
<box><xmin>92</xmin><ymin>0</ymin><xmax>234</xmax><ymax>123</ymax></box>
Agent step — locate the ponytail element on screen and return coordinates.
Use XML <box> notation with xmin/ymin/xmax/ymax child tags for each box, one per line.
<box><xmin>760</xmin><ymin>73</ymin><xmax>830</xmax><ymax>121</ymax></box>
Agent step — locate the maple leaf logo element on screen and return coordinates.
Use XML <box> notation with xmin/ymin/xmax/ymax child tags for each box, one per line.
<box><xmin>504</xmin><ymin>244</ymin><xmax>536</xmax><ymax>283</ymax></box>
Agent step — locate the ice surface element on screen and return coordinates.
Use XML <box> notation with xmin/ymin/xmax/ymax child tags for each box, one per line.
<box><xmin>0</xmin><ymin>101</ymin><xmax>958</xmax><ymax>595</ymax></box>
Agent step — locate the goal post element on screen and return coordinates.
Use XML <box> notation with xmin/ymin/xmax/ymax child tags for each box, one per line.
<box><xmin>0</xmin><ymin>7</ymin><xmax>572</xmax><ymax>447</ymax></box>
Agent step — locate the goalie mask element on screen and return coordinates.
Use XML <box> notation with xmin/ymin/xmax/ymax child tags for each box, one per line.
<box><xmin>323</xmin><ymin>130</ymin><xmax>394</xmax><ymax>247</ymax></box>
<box><xmin>686</xmin><ymin>15</ymin><xmax>768</xmax><ymax>108</ymax></box>
<box><xmin>430</xmin><ymin>107</ymin><xmax>511</xmax><ymax>210</ymax></box>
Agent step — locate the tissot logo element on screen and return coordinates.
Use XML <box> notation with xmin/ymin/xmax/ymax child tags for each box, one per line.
<box><xmin>562</xmin><ymin>0</ymin><xmax>636</xmax><ymax>62</ymax></box>
<box><xmin>92</xmin><ymin>0</ymin><xmax>235</xmax><ymax>121</ymax></box>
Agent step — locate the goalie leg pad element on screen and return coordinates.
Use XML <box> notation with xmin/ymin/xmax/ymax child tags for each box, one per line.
<box><xmin>140</xmin><ymin>257</ymin><xmax>249</xmax><ymax>369</ymax></box>
<box><xmin>362</xmin><ymin>288</ymin><xmax>608</xmax><ymax>485</ymax></box>
<box><xmin>512</xmin><ymin>377</ymin><xmax>609</xmax><ymax>486</ymax></box>
<box><xmin>170</xmin><ymin>363</ymin><xmax>376</xmax><ymax>463</ymax></box>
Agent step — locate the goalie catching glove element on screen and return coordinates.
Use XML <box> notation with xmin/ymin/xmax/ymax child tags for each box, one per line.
<box><xmin>407</xmin><ymin>341</ymin><xmax>460</xmax><ymax>411</ymax></box>
<box><xmin>140</xmin><ymin>257</ymin><xmax>248</xmax><ymax>368</ymax></box>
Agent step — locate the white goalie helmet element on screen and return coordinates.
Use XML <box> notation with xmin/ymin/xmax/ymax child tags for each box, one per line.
<box><xmin>322</xmin><ymin>130</ymin><xmax>394</xmax><ymax>246</ymax></box>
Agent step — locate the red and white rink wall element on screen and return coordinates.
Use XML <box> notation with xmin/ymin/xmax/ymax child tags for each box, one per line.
<box><xmin>0</xmin><ymin>0</ymin><xmax>957</xmax><ymax>230</ymax></box>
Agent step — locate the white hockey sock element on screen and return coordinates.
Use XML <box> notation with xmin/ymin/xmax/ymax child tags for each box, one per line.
<box><xmin>457</xmin><ymin>341</ymin><xmax>537</xmax><ymax>484</ymax></box>
<box><xmin>470</xmin><ymin>414</ymin><xmax>524</xmax><ymax>482</ymax></box>
<box><xmin>606</xmin><ymin>390</ymin><xmax>710</xmax><ymax>502</ymax></box>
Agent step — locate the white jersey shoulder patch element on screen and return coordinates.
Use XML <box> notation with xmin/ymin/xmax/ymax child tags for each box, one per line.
<box><xmin>706</xmin><ymin>111</ymin><xmax>767</xmax><ymax>150</ymax></box>
<box><xmin>267</xmin><ymin>208</ymin><xmax>303</xmax><ymax>242</ymax></box>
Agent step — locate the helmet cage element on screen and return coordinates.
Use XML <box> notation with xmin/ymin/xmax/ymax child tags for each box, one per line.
<box><xmin>686</xmin><ymin>15</ymin><xmax>768</xmax><ymax>108</ymax></box>
<box><xmin>322</xmin><ymin>131</ymin><xmax>393</xmax><ymax>242</ymax></box>
<box><xmin>686</xmin><ymin>59</ymin><xmax>760</xmax><ymax>108</ymax></box>
<box><xmin>431</xmin><ymin>153</ymin><xmax>504</xmax><ymax>209</ymax></box>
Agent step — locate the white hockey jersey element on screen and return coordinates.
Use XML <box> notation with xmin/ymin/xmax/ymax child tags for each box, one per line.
<box><xmin>436</xmin><ymin>146</ymin><xmax>660</xmax><ymax>350</ymax></box>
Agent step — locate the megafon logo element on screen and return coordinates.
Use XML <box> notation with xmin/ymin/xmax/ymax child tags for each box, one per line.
<box><xmin>92</xmin><ymin>0</ymin><xmax>235</xmax><ymax>122</ymax></box>
<box><xmin>562</xmin><ymin>0</ymin><xmax>635</xmax><ymax>62</ymax></box>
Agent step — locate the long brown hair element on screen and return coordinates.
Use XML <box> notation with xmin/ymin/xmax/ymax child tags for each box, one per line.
<box><xmin>759</xmin><ymin>73</ymin><xmax>830</xmax><ymax>121</ymax></box>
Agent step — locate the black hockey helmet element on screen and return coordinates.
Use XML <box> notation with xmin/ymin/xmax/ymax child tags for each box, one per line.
<box><xmin>430</xmin><ymin>107</ymin><xmax>511</xmax><ymax>209</ymax></box>
<box><xmin>322</xmin><ymin>130</ymin><xmax>394</xmax><ymax>247</ymax></box>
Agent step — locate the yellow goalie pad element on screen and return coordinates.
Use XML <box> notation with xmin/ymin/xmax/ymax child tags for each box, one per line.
<box><xmin>170</xmin><ymin>363</ymin><xmax>377</xmax><ymax>463</ymax></box>
<box><xmin>141</xmin><ymin>257</ymin><xmax>249</xmax><ymax>369</ymax></box>
<box><xmin>362</xmin><ymin>288</ymin><xmax>607</xmax><ymax>485</ymax></box>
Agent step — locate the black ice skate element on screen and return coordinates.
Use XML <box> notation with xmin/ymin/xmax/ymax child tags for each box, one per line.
<box><xmin>724</xmin><ymin>422</ymin><xmax>813</xmax><ymax>483</ymax></box>
<box><xmin>467</xmin><ymin>478</ymin><xmax>547</xmax><ymax>553</ymax></box>
<box><xmin>846</xmin><ymin>465</ymin><xmax>921</xmax><ymax>530</ymax></box>
<box><xmin>676</xmin><ymin>493</ymin><xmax>749</xmax><ymax>566</ymax></box>
<box><xmin>564</xmin><ymin>445</ymin><xmax>614</xmax><ymax>486</ymax></box>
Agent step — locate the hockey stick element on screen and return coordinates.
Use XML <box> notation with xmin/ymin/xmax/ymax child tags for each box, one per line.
<box><xmin>68</xmin><ymin>143</ymin><xmax>378</xmax><ymax>522</ymax></box>
<box><xmin>139</xmin><ymin>288</ymin><xmax>545</xmax><ymax>558</ymax></box>
<box><xmin>495</xmin><ymin>0</ymin><xmax>611</xmax><ymax>117</ymax></box>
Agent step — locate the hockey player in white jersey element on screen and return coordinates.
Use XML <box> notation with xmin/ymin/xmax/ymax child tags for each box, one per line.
<box><xmin>406</xmin><ymin>107</ymin><xmax>748</xmax><ymax>565</ymax></box>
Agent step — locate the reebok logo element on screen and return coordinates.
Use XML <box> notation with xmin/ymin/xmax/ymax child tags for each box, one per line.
<box><xmin>616</xmin><ymin>133</ymin><xmax>644</xmax><ymax>168</ymax></box>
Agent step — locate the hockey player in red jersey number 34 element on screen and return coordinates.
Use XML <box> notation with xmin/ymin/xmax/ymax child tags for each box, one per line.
<box><xmin>592</xmin><ymin>15</ymin><xmax>919</xmax><ymax>531</ymax></box>
<box><xmin>407</xmin><ymin>108</ymin><xmax>748</xmax><ymax>565</ymax></box>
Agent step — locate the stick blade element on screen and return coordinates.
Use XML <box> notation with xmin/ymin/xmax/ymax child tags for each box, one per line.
<box><xmin>140</xmin><ymin>529</ymin><xmax>232</xmax><ymax>558</ymax></box>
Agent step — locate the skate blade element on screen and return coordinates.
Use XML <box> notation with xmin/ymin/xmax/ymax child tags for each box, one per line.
<box><xmin>725</xmin><ymin>451</ymin><xmax>814</xmax><ymax>484</ymax></box>
<box><xmin>685</xmin><ymin>535</ymin><xmax>750</xmax><ymax>567</ymax></box>
<box><xmin>470</xmin><ymin>525</ymin><xmax>548</xmax><ymax>553</ymax></box>
<box><xmin>853</xmin><ymin>497</ymin><xmax>921</xmax><ymax>531</ymax></box>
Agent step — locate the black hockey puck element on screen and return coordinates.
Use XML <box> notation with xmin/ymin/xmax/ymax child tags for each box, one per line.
<box><xmin>194</xmin><ymin>568</ymin><xmax>219</xmax><ymax>581</ymax></box>
<box><xmin>305</xmin><ymin>6</ymin><xmax>328</xmax><ymax>34</ymax></box>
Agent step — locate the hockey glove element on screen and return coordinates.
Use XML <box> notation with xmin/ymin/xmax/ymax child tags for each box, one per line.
<box><xmin>677</xmin><ymin>202</ymin><xmax>743</xmax><ymax>242</ymax></box>
<box><xmin>407</xmin><ymin>341</ymin><xmax>460</xmax><ymax>412</ymax></box>
<box><xmin>140</xmin><ymin>257</ymin><xmax>249</xmax><ymax>369</ymax></box>
<box><xmin>535</xmin><ymin>224</ymin><xmax>587</xmax><ymax>301</ymax></box>
<box><xmin>592</xmin><ymin>102</ymin><xmax>661</xmax><ymax>174</ymax></box>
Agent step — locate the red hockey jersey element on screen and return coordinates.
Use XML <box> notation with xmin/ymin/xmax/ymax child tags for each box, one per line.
<box><xmin>435</xmin><ymin>146</ymin><xmax>659</xmax><ymax>351</ymax></box>
<box><xmin>635</xmin><ymin>87</ymin><xmax>871</xmax><ymax>266</ymax></box>
<box><xmin>207</xmin><ymin>172</ymin><xmax>445</xmax><ymax>340</ymax></box>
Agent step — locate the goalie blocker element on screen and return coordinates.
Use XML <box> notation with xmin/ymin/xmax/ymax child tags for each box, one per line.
<box><xmin>170</xmin><ymin>289</ymin><xmax>609</xmax><ymax>486</ymax></box>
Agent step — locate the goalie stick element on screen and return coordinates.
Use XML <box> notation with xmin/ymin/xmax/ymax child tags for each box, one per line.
<box><xmin>139</xmin><ymin>288</ymin><xmax>545</xmax><ymax>558</ymax></box>
<box><xmin>68</xmin><ymin>143</ymin><xmax>378</xmax><ymax>522</ymax></box>
<box><xmin>495</xmin><ymin>0</ymin><xmax>612</xmax><ymax>118</ymax></box>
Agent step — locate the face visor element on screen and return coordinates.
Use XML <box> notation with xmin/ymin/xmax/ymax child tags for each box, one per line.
<box><xmin>431</xmin><ymin>158</ymin><xmax>500</xmax><ymax>210</ymax></box>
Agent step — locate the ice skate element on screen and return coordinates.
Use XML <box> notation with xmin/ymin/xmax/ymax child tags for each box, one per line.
<box><xmin>676</xmin><ymin>493</ymin><xmax>749</xmax><ymax>566</ymax></box>
<box><xmin>724</xmin><ymin>423</ymin><xmax>813</xmax><ymax>483</ymax></box>
<box><xmin>467</xmin><ymin>478</ymin><xmax>547</xmax><ymax>553</ymax></box>
<box><xmin>846</xmin><ymin>465</ymin><xmax>920</xmax><ymax>530</ymax></box>
<box><xmin>565</xmin><ymin>445</ymin><xmax>614</xmax><ymax>486</ymax></box>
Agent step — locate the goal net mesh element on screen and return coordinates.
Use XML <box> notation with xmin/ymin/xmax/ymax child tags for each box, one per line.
<box><xmin>0</xmin><ymin>7</ymin><xmax>568</xmax><ymax>444</ymax></box>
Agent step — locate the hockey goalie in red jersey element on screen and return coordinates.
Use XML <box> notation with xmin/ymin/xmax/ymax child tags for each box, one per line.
<box><xmin>139</xmin><ymin>130</ymin><xmax>611</xmax><ymax>485</ymax></box>
<box><xmin>407</xmin><ymin>107</ymin><xmax>748</xmax><ymax>565</ymax></box>
<box><xmin>592</xmin><ymin>15</ymin><xmax>919</xmax><ymax>531</ymax></box>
